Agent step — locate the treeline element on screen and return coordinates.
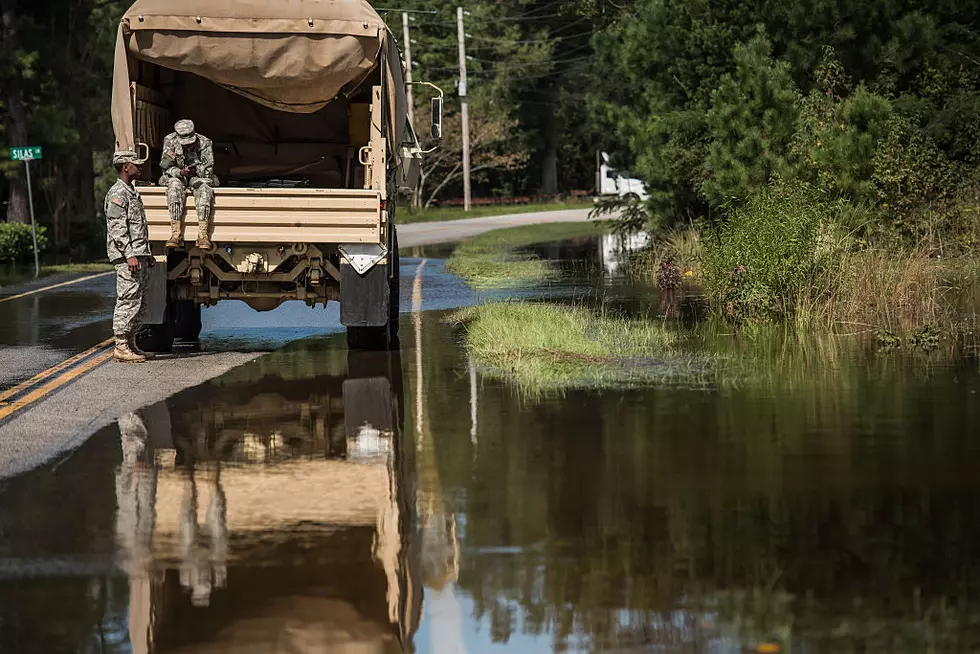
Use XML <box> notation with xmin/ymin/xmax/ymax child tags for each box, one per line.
<box><xmin>1</xmin><ymin>0</ymin><xmax>614</xmax><ymax>261</ymax></box>
<box><xmin>1</xmin><ymin>0</ymin><xmax>124</xmax><ymax>261</ymax></box>
<box><xmin>591</xmin><ymin>0</ymin><xmax>980</xmax><ymax>245</ymax></box>
<box><xmin>4</xmin><ymin>1</ymin><xmax>979</xmax><ymax>260</ymax></box>
<box><xmin>381</xmin><ymin>0</ymin><xmax>613</xmax><ymax>209</ymax></box>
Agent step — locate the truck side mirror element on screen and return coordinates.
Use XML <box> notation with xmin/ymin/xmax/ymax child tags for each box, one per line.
<box><xmin>431</xmin><ymin>97</ymin><xmax>443</xmax><ymax>140</ymax></box>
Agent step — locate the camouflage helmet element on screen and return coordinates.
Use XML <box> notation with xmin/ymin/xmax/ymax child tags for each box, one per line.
<box><xmin>112</xmin><ymin>150</ymin><xmax>146</xmax><ymax>167</ymax></box>
<box><xmin>175</xmin><ymin>119</ymin><xmax>197</xmax><ymax>146</ymax></box>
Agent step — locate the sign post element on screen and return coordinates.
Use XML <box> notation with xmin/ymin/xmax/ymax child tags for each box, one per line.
<box><xmin>9</xmin><ymin>146</ymin><xmax>43</xmax><ymax>279</ymax></box>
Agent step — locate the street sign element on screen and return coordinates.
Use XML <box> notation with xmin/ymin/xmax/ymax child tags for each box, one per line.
<box><xmin>8</xmin><ymin>146</ymin><xmax>43</xmax><ymax>277</ymax></box>
<box><xmin>9</xmin><ymin>146</ymin><xmax>43</xmax><ymax>161</ymax></box>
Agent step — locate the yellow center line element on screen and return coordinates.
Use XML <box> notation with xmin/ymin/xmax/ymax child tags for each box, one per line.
<box><xmin>0</xmin><ymin>338</ymin><xmax>115</xmax><ymax>404</ymax></box>
<box><xmin>0</xmin><ymin>271</ymin><xmax>114</xmax><ymax>304</ymax></box>
<box><xmin>0</xmin><ymin>350</ymin><xmax>115</xmax><ymax>422</ymax></box>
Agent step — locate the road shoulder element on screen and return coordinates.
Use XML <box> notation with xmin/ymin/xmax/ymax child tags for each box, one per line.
<box><xmin>399</xmin><ymin>208</ymin><xmax>593</xmax><ymax>247</ymax></box>
<box><xmin>0</xmin><ymin>268</ymin><xmax>114</xmax><ymax>301</ymax></box>
<box><xmin>0</xmin><ymin>351</ymin><xmax>262</xmax><ymax>480</ymax></box>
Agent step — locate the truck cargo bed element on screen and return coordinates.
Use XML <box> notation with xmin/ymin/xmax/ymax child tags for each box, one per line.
<box><xmin>139</xmin><ymin>186</ymin><xmax>383</xmax><ymax>245</ymax></box>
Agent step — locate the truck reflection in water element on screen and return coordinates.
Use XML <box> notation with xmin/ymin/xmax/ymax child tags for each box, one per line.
<box><xmin>113</xmin><ymin>347</ymin><xmax>421</xmax><ymax>653</ymax></box>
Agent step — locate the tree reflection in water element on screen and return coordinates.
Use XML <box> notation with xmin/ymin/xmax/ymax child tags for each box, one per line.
<box><xmin>407</xmin><ymin>304</ymin><xmax>980</xmax><ymax>653</ymax></box>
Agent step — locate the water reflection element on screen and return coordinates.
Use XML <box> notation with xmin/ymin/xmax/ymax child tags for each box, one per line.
<box><xmin>0</xmin><ymin>285</ymin><xmax>115</xmax><ymax>348</ymax></box>
<box><xmin>106</xmin><ymin>346</ymin><xmax>420</xmax><ymax>653</ymax></box>
<box><xmin>406</xmin><ymin>299</ymin><xmax>980</xmax><ymax>653</ymax></box>
<box><xmin>5</xmin><ymin>242</ymin><xmax>980</xmax><ymax>654</ymax></box>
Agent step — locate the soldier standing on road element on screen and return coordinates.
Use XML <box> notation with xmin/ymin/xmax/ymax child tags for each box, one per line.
<box><xmin>106</xmin><ymin>150</ymin><xmax>154</xmax><ymax>364</ymax></box>
<box><xmin>160</xmin><ymin>119</ymin><xmax>218</xmax><ymax>250</ymax></box>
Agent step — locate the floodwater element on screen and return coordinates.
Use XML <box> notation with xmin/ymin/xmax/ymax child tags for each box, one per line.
<box><xmin>2</xmin><ymin>234</ymin><xmax>980</xmax><ymax>653</ymax></box>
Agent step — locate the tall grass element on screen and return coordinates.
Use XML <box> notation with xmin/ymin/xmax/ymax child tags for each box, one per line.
<box><xmin>700</xmin><ymin>182</ymin><xmax>954</xmax><ymax>330</ymax></box>
<box><xmin>701</xmin><ymin>183</ymin><xmax>849</xmax><ymax>323</ymax></box>
<box><xmin>822</xmin><ymin>247</ymin><xmax>951</xmax><ymax>330</ymax></box>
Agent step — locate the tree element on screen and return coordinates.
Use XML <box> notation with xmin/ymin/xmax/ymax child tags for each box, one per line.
<box><xmin>378</xmin><ymin>1</ymin><xmax>547</xmax><ymax>204</ymax></box>
<box><xmin>416</xmin><ymin>105</ymin><xmax>527</xmax><ymax>209</ymax></box>
<box><xmin>700</xmin><ymin>34</ymin><xmax>801</xmax><ymax>208</ymax></box>
<box><xmin>590</xmin><ymin>0</ymin><xmax>980</xmax><ymax>232</ymax></box>
<box><xmin>1</xmin><ymin>0</ymin><xmax>33</xmax><ymax>224</ymax></box>
<box><xmin>1</xmin><ymin>0</ymin><xmax>125</xmax><ymax>256</ymax></box>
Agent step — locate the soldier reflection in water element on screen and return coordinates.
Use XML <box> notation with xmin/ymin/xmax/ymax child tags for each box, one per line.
<box><xmin>177</xmin><ymin>465</ymin><xmax>228</xmax><ymax>606</ymax></box>
<box><xmin>115</xmin><ymin>412</ymin><xmax>158</xmax><ymax>576</ymax></box>
<box><xmin>115</xmin><ymin>411</ymin><xmax>229</xmax><ymax>609</ymax></box>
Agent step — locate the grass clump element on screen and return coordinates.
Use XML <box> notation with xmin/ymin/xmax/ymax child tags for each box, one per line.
<box><xmin>451</xmin><ymin>301</ymin><xmax>694</xmax><ymax>390</ymax></box>
<box><xmin>41</xmin><ymin>263</ymin><xmax>115</xmax><ymax>275</ymax></box>
<box><xmin>630</xmin><ymin>229</ymin><xmax>703</xmax><ymax>285</ymax></box>
<box><xmin>446</xmin><ymin>222</ymin><xmax>606</xmax><ymax>288</ymax></box>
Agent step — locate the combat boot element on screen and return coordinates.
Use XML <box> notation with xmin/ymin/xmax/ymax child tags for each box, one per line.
<box><xmin>129</xmin><ymin>334</ymin><xmax>155</xmax><ymax>360</ymax></box>
<box><xmin>166</xmin><ymin>220</ymin><xmax>184</xmax><ymax>248</ymax></box>
<box><xmin>113</xmin><ymin>337</ymin><xmax>147</xmax><ymax>363</ymax></box>
<box><xmin>195</xmin><ymin>207</ymin><xmax>213</xmax><ymax>250</ymax></box>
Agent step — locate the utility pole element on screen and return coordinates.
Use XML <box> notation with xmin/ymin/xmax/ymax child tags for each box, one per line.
<box><xmin>402</xmin><ymin>12</ymin><xmax>415</xmax><ymax>127</ymax></box>
<box><xmin>456</xmin><ymin>6</ymin><xmax>471</xmax><ymax>212</ymax></box>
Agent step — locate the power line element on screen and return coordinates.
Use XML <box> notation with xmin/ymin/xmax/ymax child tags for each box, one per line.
<box><xmin>409</xmin><ymin>12</ymin><xmax>567</xmax><ymax>28</ymax></box>
<box><xmin>468</xmin><ymin>29</ymin><xmax>596</xmax><ymax>46</ymax></box>
<box><xmin>469</xmin><ymin>60</ymin><xmax>593</xmax><ymax>82</ymax></box>
<box><xmin>467</xmin><ymin>42</ymin><xmax>595</xmax><ymax>64</ymax></box>
<box><xmin>374</xmin><ymin>8</ymin><xmax>437</xmax><ymax>13</ymax></box>
<box><xmin>516</xmin><ymin>0</ymin><xmax>569</xmax><ymax>19</ymax></box>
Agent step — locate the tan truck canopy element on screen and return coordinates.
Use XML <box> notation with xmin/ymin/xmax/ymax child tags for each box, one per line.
<box><xmin>112</xmin><ymin>0</ymin><xmax>407</xmax><ymax>155</ymax></box>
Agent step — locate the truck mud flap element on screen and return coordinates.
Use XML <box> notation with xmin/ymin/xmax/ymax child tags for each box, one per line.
<box><xmin>343</xmin><ymin>376</ymin><xmax>395</xmax><ymax>458</ymax></box>
<box><xmin>143</xmin><ymin>256</ymin><xmax>168</xmax><ymax>325</ymax></box>
<box><xmin>340</xmin><ymin>259</ymin><xmax>390</xmax><ymax>328</ymax></box>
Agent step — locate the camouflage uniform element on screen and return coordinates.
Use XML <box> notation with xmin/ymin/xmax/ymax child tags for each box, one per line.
<box><xmin>159</xmin><ymin>122</ymin><xmax>218</xmax><ymax>247</ymax></box>
<box><xmin>105</xmin><ymin>178</ymin><xmax>151</xmax><ymax>339</ymax></box>
<box><xmin>114</xmin><ymin>412</ymin><xmax>158</xmax><ymax>575</ymax></box>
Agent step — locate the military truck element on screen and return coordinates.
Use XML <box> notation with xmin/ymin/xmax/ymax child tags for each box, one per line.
<box><xmin>114</xmin><ymin>349</ymin><xmax>421</xmax><ymax>652</ymax></box>
<box><xmin>110</xmin><ymin>0</ymin><xmax>442</xmax><ymax>351</ymax></box>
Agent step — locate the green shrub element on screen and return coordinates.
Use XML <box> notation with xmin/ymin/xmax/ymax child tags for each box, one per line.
<box><xmin>701</xmin><ymin>182</ymin><xmax>848</xmax><ymax>323</ymax></box>
<box><xmin>699</xmin><ymin>34</ymin><xmax>801</xmax><ymax>209</ymax></box>
<box><xmin>0</xmin><ymin>222</ymin><xmax>48</xmax><ymax>263</ymax></box>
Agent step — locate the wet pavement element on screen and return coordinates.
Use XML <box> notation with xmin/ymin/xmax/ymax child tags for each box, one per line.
<box><xmin>2</xmin><ymin>232</ymin><xmax>980</xmax><ymax>653</ymax></box>
<box><xmin>0</xmin><ymin>211</ymin><xmax>591</xmax><ymax>391</ymax></box>
<box><xmin>0</xmin><ymin>275</ymin><xmax>117</xmax><ymax>388</ymax></box>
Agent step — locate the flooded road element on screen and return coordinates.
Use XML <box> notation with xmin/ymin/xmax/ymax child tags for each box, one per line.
<box><xmin>2</xmin><ymin>234</ymin><xmax>980</xmax><ymax>652</ymax></box>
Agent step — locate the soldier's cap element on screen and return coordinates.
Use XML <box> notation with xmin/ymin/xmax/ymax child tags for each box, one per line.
<box><xmin>112</xmin><ymin>150</ymin><xmax>147</xmax><ymax>166</ymax></box>
<box><xmin>175</xmin><ymin>119</ymin><xmax>197</xmax><ymax>146</ymax></box>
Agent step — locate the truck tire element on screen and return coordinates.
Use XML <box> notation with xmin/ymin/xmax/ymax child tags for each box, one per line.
<box><xmin>344</xmin><ymin>348</ymin><xmax>403</xmax><ymax>444</ymax></box>
<box><xmin>346</xmin><ymin>234</ymin><xmax>400</xmax><ymax>351</ymax></box>
<box><xmin>136</xmin><ymin>306</ymin><xmax>174</xmax><ymax>353</ymax></box>
<box><xmin>172</xmin><ymin>300</ymin><xmax>202</xmax><ymax>348</ymax></box>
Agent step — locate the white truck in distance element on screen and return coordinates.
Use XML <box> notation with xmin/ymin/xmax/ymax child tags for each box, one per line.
<box><xmin>596</xmin><ymin>151</ymin><xmax>649</xmax><ymax>202</ymax></box>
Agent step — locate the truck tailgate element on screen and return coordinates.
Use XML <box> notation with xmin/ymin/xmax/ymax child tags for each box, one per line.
<box><xmin>139</xmin><ymin>187</ymin><xmax>383</xmax><ymax>244</ymax></box>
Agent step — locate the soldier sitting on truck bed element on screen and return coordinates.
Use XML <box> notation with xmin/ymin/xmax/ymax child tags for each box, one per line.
<box><xmin>160</xmin><ymin>119</ymin><xmax>219</xmax><ymax>250</ymax></box>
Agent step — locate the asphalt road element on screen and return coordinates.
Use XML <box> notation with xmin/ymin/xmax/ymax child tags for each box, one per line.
<box><xmin>0</xmin><ymin>209</ymin><xmax>591</xmax><ymax>478</ymax></box>
<box><xmin>399</xmin><ymin>207</ymin><xmax>593</xmax><ymax>247</ymax></box>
